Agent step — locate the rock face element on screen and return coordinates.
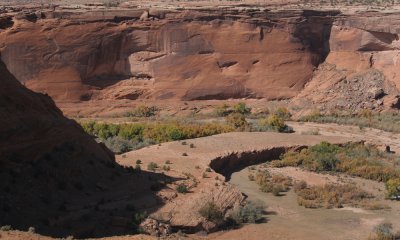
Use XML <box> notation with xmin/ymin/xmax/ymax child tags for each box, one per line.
<box><xmin>294</xmin><ymin>12</ymin><xmax>400</xmax><ymax>111</ymax></box>
<box><xmin>0</xmin><ymin>59</ymin><xmax>170</xmax><ymax>238</ymax></box>
<box><xmin>1</xmin><ymin>7</ymin><xmax>399</xmax><ymax>111</ymax></box>
<box><xmin>0</xmin><ymin>8</ymin><xmax>335</xmax><ymax>102</ymax></box>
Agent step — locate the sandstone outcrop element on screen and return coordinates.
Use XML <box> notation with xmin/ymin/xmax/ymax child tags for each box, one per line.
<box><xmin>0</xmin><ymin>8</ymin><xmax>335</xmax><ymax>102</ymax></box>
<box><xmin>0</xmin><ymin>59</ymin><xmax>171</xmax><ymax>238</ymax></box>
<box><xmin>1</xmin><ymin>6</ymin><xmax>399</xmax><ymax>112</ymax></box>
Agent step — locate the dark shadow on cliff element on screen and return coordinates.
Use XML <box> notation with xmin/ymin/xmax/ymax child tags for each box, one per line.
<box><xmin>294</xmin><ymin>10</ymin><xmax>340</xmax><ymax>64</ymax></box>
<box><xmin>0</xmin><ymin>59</ymin><xmax>183</xmax><ymax>238</ymax></box>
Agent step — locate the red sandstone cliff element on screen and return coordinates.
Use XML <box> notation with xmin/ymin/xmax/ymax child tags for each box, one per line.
<box><xmin>0</xmin><ymin>7</ymin><xmax>399</xmax><ymax>111</ymax></box>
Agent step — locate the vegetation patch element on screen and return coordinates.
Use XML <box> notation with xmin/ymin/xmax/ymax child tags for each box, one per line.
<box><xmin>271</xmin><ymin>142</ymin><xmax>400</xmax><ymax>199</ymax></box>
<box><xmin>294</xmin><ymin>181</ymin><xmax>373</xmax><ymax>209</ymax></box>
<box><xmin>80</xmin><ymin>121</ymin><xmax>234</xmax><ymax>153</ymax></box>
<box><xmin>369</xmin><ymin>222</ymin><xmax>400</xmax><ymax>240</ymax></box>
<box><xmin>255</xmin><ymin>170</ymin><xmax>293</xmax><ymax>196</ymax></box>
<box><xmin>300</xmin><ymin>110</ymin><xmax>400</xmax><ymax>133</ymax></box>
<box><xmin>228</xmin><ymin>202</ymin><xmax>264</xmax><ymax>225</ymax></box>
<box><xmin>199</xmin><ymin>202</ymin><xmax>224</xmax><ymax>223</ymax></box>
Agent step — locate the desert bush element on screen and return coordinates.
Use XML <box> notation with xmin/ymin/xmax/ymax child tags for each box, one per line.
<box><xmin>293</xmin><ymin>180</ymin><xmax>308</xmax><ymax>191</ymax></box>
<box><xmin>199</xmin><ymin>202</ymin><xmax>224</xmax><ymax>223</ymax></box>
<box><xmin>256</xmin><ymin>114</ymin><xmax>291</xmax><ymax>133</ymax></box>
<box><xmin>147</xmin><ymin>162</ymin><xmax>158</xmax><ymax>171</ymax></box>
<box><xmin>176</xmin><ymin>184</ymin><xmax>188</xmax><ymax>193</ymax></box>
<box><xmin>295</xmin><ymin>183</ymin><xmax>373</xmax><ymax>209</ymax></box>
<box><xmin>385</xmin><ymin>178</ymin><xmax>400</xmax><ymax>199</ymax></box>
<box><xmin>163</xmin><ymin>165</ymin><xmax>170</xmax><ymax>171</ymax></box>
<box><xmin>103</xmin><ymin>136</ymin><xmax>133</xmax><ymax>154</ymax></box>
<box><xmin>229</xmin><ymin>202</ymin><xmax>263</xmax><ymax>224</ymax></box>
<box><xmin>136</xmin><ymin>160</ymin><xmax>142</xmax><ymax>164</ymax></box>
<box><xmin>232</xmin><ymin>102</ymin><xmax>251</xmax><ymax>115</ymax></box>
<box><xmin>226</xmin><ymin>113</ymin><xmax>249</xmax><ymax>130</ymax></box>
<box><xmin>214</xmin><ymin>103</ymin><xmax>231</xmax><ymax>116</ymax></box>
<box><xmin>274</xmin><ymin>107</ymin><xmax>291</xmax><ymax>120</ymax></box>
<box><xmin>0</xmin><ymin>225</ymin><xmax>12</xmax><ymax>231</ymax></box>
<box><xmin>125</xmin><ymin>105</ymin><xmax>157</xmax><ymax>117</ymax></box>
<box><xmin>255</xmin><ymin>170</ymin><xmax>292</xmax><ymax>196</ymax></box>
<box><xmin>370</xmin><ymin>222</ymin><xmax>399</xmax><ymax>240</ymax></box>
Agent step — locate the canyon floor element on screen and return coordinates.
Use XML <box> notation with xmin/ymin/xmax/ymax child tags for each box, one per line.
<box><xmin>2</xmin><ymin>121</ymin><xmax>400</xmax><ymax>239</ymax></box>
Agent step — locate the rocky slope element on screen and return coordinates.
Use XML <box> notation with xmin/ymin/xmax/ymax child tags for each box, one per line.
<box><xmin>0</xmin><ymin>58</ymin><xmax>172</xmax><ymax>238</ymax></box>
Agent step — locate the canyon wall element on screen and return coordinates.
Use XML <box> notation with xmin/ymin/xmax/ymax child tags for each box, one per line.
<box><xmin>0</xmin><ymin>8</ymin><xmax>399</xmax><ymax>110</ymax></box>
<box><xmin>0</xmin><ymin>58</ymin><xmax>168</xmax><ymax>238</ymax></box>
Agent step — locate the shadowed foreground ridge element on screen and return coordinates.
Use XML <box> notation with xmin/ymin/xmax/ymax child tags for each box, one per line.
<box><xmin>0</xmin><ymin>59</ymin><xmax>174</xmax><ymax>238</ymax></box>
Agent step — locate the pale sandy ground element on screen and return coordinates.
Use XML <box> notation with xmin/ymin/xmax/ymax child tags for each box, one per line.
<box><xmin>211</xmin><ymin>164</ymin><xmax>400</xmax><ymax>240</ymax></box>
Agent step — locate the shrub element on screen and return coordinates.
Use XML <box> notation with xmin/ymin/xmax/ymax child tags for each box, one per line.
<box><xmin>232</xmin><ymin>102</ymin><xmax>251</xmax><ymax>115</ymax></box>
<box><xmin>372</xmin><ymin>222</ymin><xmax>397</xmax><ymax>240</ymax></box>
<box><xmin>385</xmin><ymin>178</ymin><xmax>400</xmax><ymax>199</ymax></box>
<box><xmin>255</xmin><ymin>171</ymin><xmax>292</xmax><ymax>195</ymax></box>
<box><xmin>126</xmin><ymin>105</ymin><xmax>157</xmax><ymax>117</ymax></box>
<box><xmin>199</xmin><ymin>202</ymin><xmax>223</xmax><ymax>222</ymax></box>
<box><xmin>135</xmin><ymin>164</ymin><xmax>141</xmax><ymax>171</ymax></box>
<box><xmin>295</xmin><ymin>183</ymin><xmax>373</xmax><ymax>209</ymax></box>
<box><xmin>293</xmin><ymin>180</ymin><xmax>308</xmax><ymax>191</ymax></box>
<box><xmin>260</xmin><ymin>114</ymin><xmax>287</xmax><ymax>132</ymax></box>
<box><xmin>190</xmin><ymin>143</ymin><xmax>195</xmax><ymax>148</ymax></box>
<box><xmin>274</xmin><ymin>107</ymin><xmax>291</xmax><ymax>120</ymax></box>
<box><xmin>226</xmin><ymin>113</ymin><xmax>249</xmax><ymax>130</ymax></box>
<box><xmin>0</xmin><ymin>225</ymin><xmax>12</xmax><ymax>231</ymax></box>
<box><xmin>136</xmin><ymin>160</ymin><xmax>142</xmax><ymax>164</ymax></box>
<box><xmin>162</xmin><ymin>165</ymin><xmax>170</xmax><ymax>171</ymax></box>
<box><xmin>176</xmin><ymin>184</ymin><xmax>188</xmax><ymax>193</ymax></box>
<box><xmin>182</xmin><ymin>152</ymin><xmax>188</xmax><ymax>156</ymax></box>
<box><xmin>118</xmin><ymin>124</ymin><xmax>144</xmax><ymax>141</ymax></box>
<box><xmin>147</xmin><ymin>162</ymin><xmax>158</xmax><ymax>171</ymax></box>
<box><xmin>214</xmin><ymin>103</ymin><xmax>231</xmax><ymax>116</ymax></box>
<box><xmin>103</xmin><ymin>136</ymin><xmax>133</xmax><ymax>154</ymax></box>
<box><xmin>165</xmin><ymin>160</ymin><xmax>171</xmax><ymax>164</ymax></box>
<box><xmin>229</xmin><ymin>202</ymin><xmax>263</xmax><ymax>224</ymax></box>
